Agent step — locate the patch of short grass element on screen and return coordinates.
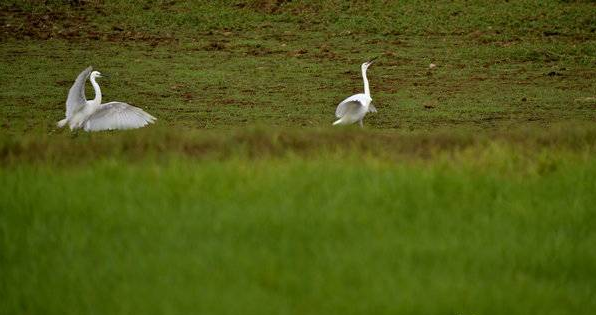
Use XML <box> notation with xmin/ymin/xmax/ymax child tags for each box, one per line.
<box><xmin>1</xmin><ymin>1</ymin><xmax>594</xmax><ymax>132</ymax></box>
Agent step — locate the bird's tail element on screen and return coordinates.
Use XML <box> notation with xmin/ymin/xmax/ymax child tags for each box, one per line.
<box><xmin>332</xmin><ymin>118</ymin><xmax>343</xmax><ymax>126</ymax></box>
<box><xmin>57</xmin><ymin>118</ymin><xmax>68</xmax><ymax>128</ymax></box>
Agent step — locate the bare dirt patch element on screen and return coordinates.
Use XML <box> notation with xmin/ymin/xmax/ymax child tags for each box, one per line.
<box><xmin>0</xmin><ymin>4</ymin><xmax>177</xmax><ymax>43</ymax></box>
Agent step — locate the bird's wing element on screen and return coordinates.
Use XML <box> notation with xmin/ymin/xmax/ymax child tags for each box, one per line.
<box><xmin>66</xmin><ymin>66</ymin><xmax>92</xmax><ymax>119</ymax></box>
<box><xmin>368</xmin><ymin>103</ymin><xmax>377</xmax><ymax>113</ymax></box>
<box><xmin>335</xmin><ymin>95</ymin><xmax>365</xmax><ymax>118</ymax></box>
<box><xmin>83</xmin><ymin>102</ymin><xmax>156</xmax><ymax>131</ymax></box>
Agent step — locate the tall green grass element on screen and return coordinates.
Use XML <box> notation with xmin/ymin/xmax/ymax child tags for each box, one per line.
<box><xmin>1</xmin><ymin>146</ymin><xmax>595</xmax><ymax>315</ymax></box>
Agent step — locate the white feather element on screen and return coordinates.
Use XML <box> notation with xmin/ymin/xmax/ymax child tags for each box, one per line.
<box><xmin>57</xmin><ymin>68</ymin><xmax>156</xmax><ymax>132</ymax></box>
<box><xmin>333</xmin><ymin>60</ymin><xmax>377</xmax><ymax>127</ymax></box>
<box><xmin>84</xmin><ymin>102</ymin><xmax>156</xmax><ymax>132</ymax></box>
<box><xmin>64</xmin><ymin>66</ymin><xmax>92</xmax><ymax>120</ymax></box>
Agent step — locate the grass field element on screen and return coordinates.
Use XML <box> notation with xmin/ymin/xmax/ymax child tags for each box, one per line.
<box><xmin>2</xmin><ymin>151</ymin><xmax>595</xmax><ymax>315</ymax></box>
<box><xmin>1</xmin><ymin>1</ymin><xmax>595</xmax><ymax>314</ymax></box>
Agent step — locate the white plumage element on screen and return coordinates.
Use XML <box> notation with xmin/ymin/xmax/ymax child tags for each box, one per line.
<box><xmin>333</xmin><ymin>58</ymin><xmax>377</xmax><ymax>127</ymax></box>
<box><xmin>57</xmin><ymin>67</ymin><xmax>156</xmax><ymax>132</ymax></box>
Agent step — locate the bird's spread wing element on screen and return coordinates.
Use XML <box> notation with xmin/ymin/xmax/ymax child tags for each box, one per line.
<box><xmin>335</xmin><ymin>95</ymin><xmax>365</xmax><ymax>118</ymax></box>
<box><xmin>368</xmin><ymin>103</ymin><xmax>377</xmax><ymax>113</ymax></box>
<box><xmin>66</xmin><ymin>66</ymin><xmax>92</xmax><ymax>119</ymax></box>
<box><xmin>83</xmin><ymin>102</ymin><xmax>156</xmax><ymax>131</ymax></box>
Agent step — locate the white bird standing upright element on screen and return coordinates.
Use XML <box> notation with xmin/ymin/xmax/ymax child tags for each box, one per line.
<box><xmin>57</xmin><ymin>66</ymin><xmax>156</xmax><ymax>132</ymax></box>
<box><xmin>333</xmin><ymin>58</ymin><xmax>377</xmax><ymax>127</ymax></box>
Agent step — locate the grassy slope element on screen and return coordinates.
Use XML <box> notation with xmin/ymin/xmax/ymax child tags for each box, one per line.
<box><xmin>1</xmin><ymin>1</ymin><xmax>596</xmax><ymax>314</ymax></box>
<box><xmin>0</xmin><ymin>0</ymin><xmax>594</xmax><ymax>132</ymax></box>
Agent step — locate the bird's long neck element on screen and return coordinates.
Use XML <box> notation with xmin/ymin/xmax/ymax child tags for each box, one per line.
<box><xmin>90</xmin><ymin>76</ymin><xmax>102</xmax><ymax>106</ymax></box>
<box><xmin>362</xmin><ymin>67</ymin><xmax>371</xmax><ymax>97</ymax></box>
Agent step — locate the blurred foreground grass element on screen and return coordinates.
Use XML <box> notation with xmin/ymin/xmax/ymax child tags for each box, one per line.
<box><xmin>1</xmin><ymin>126</ymin><xmax>596</xmax><ymax>315</ymax></box>
<box><xmin>1</xmin><ymin>123</ymin><xmax>595</xmax><ymax>164</ymax></box>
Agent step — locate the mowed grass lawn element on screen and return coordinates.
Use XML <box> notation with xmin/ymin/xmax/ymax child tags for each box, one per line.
<box><xmin>1</xmin><ymin>0</ymin><xmax>596</xmax><ymax>314</ymax></box>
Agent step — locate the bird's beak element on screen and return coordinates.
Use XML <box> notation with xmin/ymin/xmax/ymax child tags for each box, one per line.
<box><xmin>101</xmin><ymin>74</ymin><xmax>110</xmax><ymax>78</ymax></box>
<box><xmin>367</xmin><ymin>56</ymin><xmax>379</xmax><ymax>65</ymax></box>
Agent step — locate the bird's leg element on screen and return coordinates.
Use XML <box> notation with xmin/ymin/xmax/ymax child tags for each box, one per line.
<box><xmin>359</xmin><ymin>119</ymin><xmax>364</xmax><ymax>128</ymax></box>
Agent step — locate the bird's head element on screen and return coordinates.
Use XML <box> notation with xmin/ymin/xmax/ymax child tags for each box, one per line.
<box><xmin>361</xmin><ymin>56</ymin><xmax>378</xmax><ymax>70</ymax></box>
<box><xmin>90</xmin><ymin>71</ymin><xmax>108</xmax><ymax>79</ymax></box>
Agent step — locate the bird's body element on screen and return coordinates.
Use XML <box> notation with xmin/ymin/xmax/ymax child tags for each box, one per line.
<box><xmin>58</xmin><ymin>99</ymin><xmax>95</xmax><ymax>130</ymax></box>
<box><xmin>333</xmin><ymin>93</ymin><xmax>375</xmax><ymax>126</ymax></box>
<box><xmin>57</xmin><ymin>67</ymin><xmax>155</xmax><ymax>132</ymax></box>
<box><xmin>333</xmin><ymin>59</ymin><xmax>377</xmax><ymax>127</ymax></box>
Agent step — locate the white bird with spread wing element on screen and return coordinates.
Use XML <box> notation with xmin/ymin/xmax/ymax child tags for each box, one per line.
<box><xmin>57</xmin><ymin>66</ymin><xmax>156</xmax><ymax>132</ymax></box>
<box><xmin>333</xmin><ymin>58</ymin><xmax>377</xmax><ymax>127</ymax></box>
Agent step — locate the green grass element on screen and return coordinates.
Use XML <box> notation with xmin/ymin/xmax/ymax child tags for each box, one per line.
<box><xmin>2</xmin><ymin>149</ymin><xmax>596</xmax><ymax>315</ymax></box>
<box><xmin>1</xmin><ymin>1</ymin><xmax>596</xmax><ymax>314</ymax></box>
<box><xmin>1</xmin><ymin>0</ymin><xmax>595</xmax><ymax>132</ymax></box>
<box><xmin>1</xmin><ymin>128</ymin><xmax>595</xmax><ymax>314</ymax></box>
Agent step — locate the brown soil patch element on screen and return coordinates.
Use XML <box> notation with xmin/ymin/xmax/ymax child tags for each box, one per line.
<box><xmin>0</xmin><ymin>4</ymin><xmax>177</xmax><ymax>43</ymax></box>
